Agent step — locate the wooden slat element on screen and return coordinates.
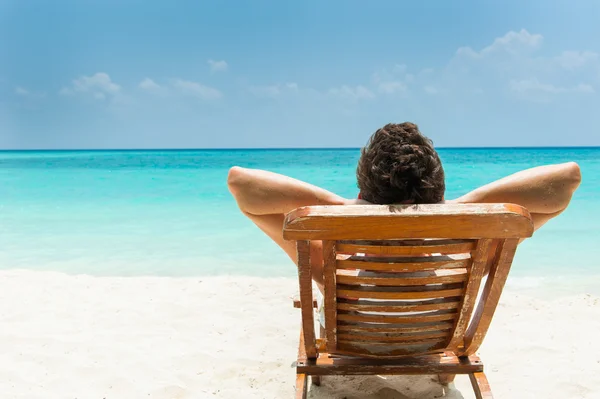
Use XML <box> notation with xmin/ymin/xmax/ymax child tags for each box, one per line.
<box><xmin>337</xmin><ymin>254</ymin><xmax>471</xmax><ymax>272</ymax></box>
<box><xmin>337</xmin><ymin>239</ymin><xmax>476</xmax><ymax>255</ymax></box>
<box><xmin>336</xmin><ymin>341</ymin><xmax>447</xmax><ymax>357</ymax></box>
<box><xmin>295</xmin><ymin>374</ymin><xmax>307</xmax><ymax>399</ymax></box>
<box><xmin>462</xmin><ymin>239</ymin><xmax>519</xmax><ymax>356</ymax></box>
<box><xmin>338</xmin><ymin>284</ymin><xmax>464</xmax><ymax>300</ymax></box>
<box><xmin>337</xmin><ymin>310</ymin><xmax>457</xmax><ymax>324</ymax></box>
<box><xmin>322</xmin><ymin>240</ymin><xmax>337</xmax><ymax>353</ymax></box>
<box><xmin>338</xmin><ymin>336</ymin><xmax>447</xmax><ymax>345</ymax></box>
<box><xmin>447</xmin><ymin>239</ymin><xmax>492</xmax><ymax>350</ymax></box>
<box><xmin>469</xmin><ymin>372</ymin><xmax>493</xmax><ymax>399</ymax></box>
<box><xmin>293</xmin><ymin>298</ymin><xmax>317</xmax><ymax>308</ymax></box>
<box><xmin>336</xmin><ymin>273</ymin><xmax>468</xmax><ymax>286</ymax></box>
<box><xmin>337</xmin><ymin>268</ymin><xmax>468</xmax><ymax>278</ymax></box>
<box><xmin>283</xmin><ymin>204</ymin><xmax>533</xmax><ymax>240</ymax></box>
<box><xmin>296</xmin><ymin>325</ymin><xmax>308</xmax><ymax>399</ymax></box>
<box><xmin>337</xmin><ymin>321</ymin><xmax>453</xmax><ymax>334</ymax></box>
<box><xmin>337</xmin><ymin>331</ymin><xmax>449</xmax><ymax>342</ymax></box>
<box><xmin>297</xmin><ymin>353</ymin><xmax>484</xmax><ymax>375</ymax></box>
<box><xmin>337</xmin><ymin>298</ymin><xmax>461</xmax><ymax>313</ymax></box>
<box><xmin>297</xmin><ymin>240</ymin><xmax>317</xmax><ymax>359</ymax></box>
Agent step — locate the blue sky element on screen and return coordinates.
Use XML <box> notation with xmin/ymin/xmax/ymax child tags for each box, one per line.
<box><xmin>1</xmin><ymin>0</ymin><xmax>600</xmax><ymax>149</ymax></box>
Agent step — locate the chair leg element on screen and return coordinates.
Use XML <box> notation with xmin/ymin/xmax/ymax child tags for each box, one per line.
<box><xmin>296</xmin><ymin>373</ymin><xmax>308</xmax><ymax>399</ymax></box>
<box><xmin>311</xmin><ymin>325</ymin><xmax>325</xmax><ymax>386</ymax></box>
<box><xmin>469</xmin><ymin>372</ymin><xmax>493</xmax><ymax>399</ymax></box>
<box><xmin>438</xmin><ymin>374</ymin><xmax>456</xmax><ymax>384</ymax></box>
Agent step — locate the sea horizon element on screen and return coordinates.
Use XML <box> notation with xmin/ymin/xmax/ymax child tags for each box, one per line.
<box><xmin>2</xmin><ymin>145</ymin><xmax>600</xmax><ymax>152</ymax></box>
<box><xmin>2</xmin><ymin>147</ymin><xmax>598</xmax><ymax>297</ymax></box>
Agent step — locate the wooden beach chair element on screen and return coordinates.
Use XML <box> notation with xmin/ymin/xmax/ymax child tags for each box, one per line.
<box><xmin>284</xmin><ymin>204</ymin><xmax>533</xmax><ymax>399</ymax></box>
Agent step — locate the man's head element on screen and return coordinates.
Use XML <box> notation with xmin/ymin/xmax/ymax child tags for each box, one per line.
<box><xmin>356</xmin><ymin>122</ymin><xmax>445</xmax><ymax>204</ymax></box>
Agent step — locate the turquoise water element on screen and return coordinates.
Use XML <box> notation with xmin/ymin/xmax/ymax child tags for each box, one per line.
<box><xmin>1</xmin><ymin>148</ymin><xmax>598</xmax><ymax>282</ymax></box>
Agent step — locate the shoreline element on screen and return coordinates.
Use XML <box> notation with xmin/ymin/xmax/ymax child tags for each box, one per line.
<box><xmin>1</xmin><ymin>270</ymin><xmax>599</xmax><ymax>398</ymax></box>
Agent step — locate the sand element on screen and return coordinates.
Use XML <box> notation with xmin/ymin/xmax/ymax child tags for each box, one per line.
<box><xmin>1</xmin><ymin>270</ymin><xmax>599</xmax><ymax>399</ymax></box>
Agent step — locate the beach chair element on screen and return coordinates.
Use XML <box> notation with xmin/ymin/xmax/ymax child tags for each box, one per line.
<box><xmin>285</xmin><ymin>204</ymin><xmax>533</xmax><ymax>399</ymax></box>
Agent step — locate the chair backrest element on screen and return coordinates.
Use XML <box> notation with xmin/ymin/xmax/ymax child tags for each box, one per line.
<box><xmin>283</xmin><ymin>204</ymin><xmax>533</xmax><ymax>359</ymax></box>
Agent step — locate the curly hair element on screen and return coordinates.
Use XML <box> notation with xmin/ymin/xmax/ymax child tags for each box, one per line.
<box><xmin>356</xmin><ymin>122</ymin><xmax>445</xmax><ymax>204</ymax></box>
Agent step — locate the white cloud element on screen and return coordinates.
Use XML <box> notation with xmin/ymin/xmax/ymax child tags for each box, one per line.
<box><xmin>172</xmin><ymin>79</ymin><xmax>222</xmax><ymax>100</ymax></box>
<box><xmin>456</xmin><ymin>29</ymin><xmax>543</xmax><ymax>58</ymax></box>
<box><xmin>378</xmin><ymin>81</ymin><xmax>407</xmax><ymax>94</ymax></box>
<box><xmin>60</xmin><ymin>72</ymin><xmax>120</xmax><ymax>100</ymax></box>
<box><xmin>510</xmin><ymin>78</ymin><xmax>595</xmax><ymax>102</ymax></box>
<box><xmin>419</xmin><ymin>29</ymin><xmax>599</xmax><ymax>102</ymax></box>
<box><xmin>328</xmin><ymin>85</ymin><xmax>375</xmax><ymax>101</ymax></box>
<box><xmin>15</xmin><ymin>86</ymin><xmax>46</xmax><ymax>99</ymax></box>
<box><xmin>554</xmin><ymin>51</ymin><xmax>599</xmax><ymax>70</ymax></box>
<box><xmin>510</xmin><ymin>78</ymin><xmax>565</xmax><ymax>94</ymax></box>
<box><xmin>139</xmin><ymin>78</ymin><xmax>161</xmax><ymax>90</ymax></box>
<box><xmin>208</xmin><ymin>59</ymin><xmax>228</xmax><ymax>73</ymax></box>
<box><xmin>372</xmin><ymin>65</ymin><xmax>414</xmax><ymax>95</ymax></box>
<box><xmin>424</xmin><ymin>85</ymin><xmax>438</xmax><ymax>94</ymax></box>
<box><xmin>574</xmin><ymin>83</ymin><xmax>595</xmax><ymax>93</ymax></box>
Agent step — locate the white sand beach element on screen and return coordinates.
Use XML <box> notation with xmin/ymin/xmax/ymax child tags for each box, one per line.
<box><xmin>1</xmin><ymin>270</ymin><xmax>599</xmax><ymax>399</ymax></box>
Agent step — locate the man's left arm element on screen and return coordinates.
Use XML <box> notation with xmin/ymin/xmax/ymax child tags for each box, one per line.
<box><xmin>449</xmin><ymin>162</ymin><xmax>582</xmax><ymax>232</ymax></box>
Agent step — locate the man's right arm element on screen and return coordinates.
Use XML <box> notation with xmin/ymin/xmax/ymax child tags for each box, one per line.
<box><xmin>227</xmin><ymin>166</ymin><xmax>348</xmax><ymax>285</ymax></box>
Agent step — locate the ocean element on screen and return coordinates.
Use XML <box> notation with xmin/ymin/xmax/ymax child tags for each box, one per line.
<box><xmin>1</xmin><ymin>148</ymin><xmax>599</xmax><ymax>293</ymax></box>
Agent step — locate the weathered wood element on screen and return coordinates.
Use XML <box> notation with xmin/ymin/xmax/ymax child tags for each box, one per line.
<box><xmin>337</xmin><ymin>298</ymin><xmax>461</xmax><ymax>313</ymax></box>
<box><xmin>337</xmin><ymin>239</ymin><xmax>476</xmax><ymax>256</ymax></box>
<box><xmin>287</xmin><ymin>204</ymin><xmax>532</xmax><ymax>398</ymax></box>
<box><xmin>293</xmin><ymin>298</ymin><xmax>318</xmax><ymax>308</ymax></box>
<box><xmin>296</xmin><ymin>326</ymin><xmax>309</xmax><ymax>398</ymax></box>
<box><xmin>297</xmin><ymin>240</ymin><xmax>317</xmax><ymax>359</ymax></box>
<box><xmin>337</xmin><ymin>310</ymin><xmax>457</xmax><ymax>324</ymax></box>
<box><xmin>322</xmin><ymin>240</ymin><xmax>337</xmax><ymax>353</ymax></box>
<box><xmin>337</xmin><ymin>331</ymin><xmax>449</xmax><ymax>343</ymax></box>
<box><xmin>462</xmin><ymin>239</ymin><xmax>519</xmax><ymax>356</ymax></box>
<box><xmin>295</xmin><ymin>374</ymin><xmax>307</xmax><ymax>399</ymax></box>
<box><xmin>283</xmin><ymin>204</ymin><xmax>533</xmax><ymax>240</ymax></box>
<box><xmin>338</xmin><ymin>285</ymin><xmax>464</xmax><ymax>300</ymax></box>
<box><xmin>447</xmin><ymin>239</ymin><xmax>491</xmax><ymax>350</ymax></box>
<box><xmin>337</xmin><ymin>254</ymin><xmax>471</xmax><ymax>272</ymax></box>
<box><xmin>336</xmin><ymin>273</ymin><xmax>468</xmax><ymax>286</ymax></box>
<box><xmin>297</xmin><ymin>353</ymin><xmax>483</xmax><ymax>373</ymax></box>
<box><xmin>337</xmin><ymin>268</ymin><xmax>469</xmax><ymax>278</ymax></box>
<box><xmin>335</xmin><ymin>341</ymin><xmax>447</xmax><ymax>358</ymax></box>
<box><xmin>298</xmin><ymin>327</ymin><xmax>307</xmax><ymax>361</ymax></box>
<box><xmin>337</xmin><ymin>321</ymin><xmax>453</xmax><ymax>334</ymax></box>
<box><xmin>312</xmin><ymin>325</ymin><xmax>326</xmax><ymax>386</ymax></box>
<box><xmin>469</xmin><ymin>372</ymin><xmax>493</xmax><ymax>399</ymax></box>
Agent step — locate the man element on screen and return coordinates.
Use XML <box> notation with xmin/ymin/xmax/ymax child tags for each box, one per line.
<box><xmin>227</xmin><ymin>122</ymin><xmax>581</xmax><ymax>286</ymax></box>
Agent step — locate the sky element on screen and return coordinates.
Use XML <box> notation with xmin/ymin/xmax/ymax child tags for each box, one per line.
<box><xmin>1</xmin><ymin>0</ymin><xmax>600</xmax><ymax>149</ymax></box>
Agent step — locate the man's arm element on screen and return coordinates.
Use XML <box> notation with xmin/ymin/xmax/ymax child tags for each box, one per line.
<box><xmin>227</xmin><ymin>166</ymin><xmax>347</xmax><ymax>285</ymax></box>
<box><xmin>227</xmin><ymin>162</ymin><xmax>581</xmax><ymax>282</ymax></box>
<box><xmin>449</xmin><ymin>162</ymin><xmax>582</xmax><ymax>231</ymax></box>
